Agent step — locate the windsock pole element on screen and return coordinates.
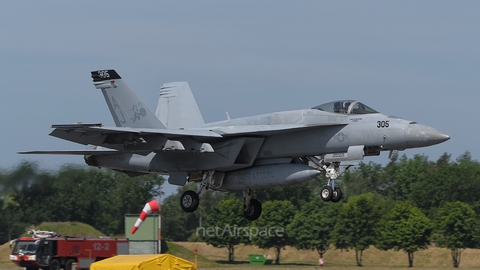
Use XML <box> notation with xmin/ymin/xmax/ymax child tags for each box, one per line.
<box><xmin>131</xmin><ymin>199</ymin><xmax>160</xmax><ymax>234</ymax></box>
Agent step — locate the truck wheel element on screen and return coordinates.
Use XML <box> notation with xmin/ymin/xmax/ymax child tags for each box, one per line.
<box><xmin>65</xmin><ymin>259</ymin><xmax>76</xmax><ymax>270</ymax></box>
<box><xmin>50</xmin><ymin>259</ymin><xmax>60</xmax><ymax>270</ymax></box>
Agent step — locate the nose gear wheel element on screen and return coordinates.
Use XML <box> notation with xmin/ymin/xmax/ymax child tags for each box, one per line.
<box><xmin>331</xmin><ymin>187</ymin><xmax>342</xmax><ymax>203</ymax></box>
<box><xmin>321</xmin><ymin>186</ymin><xmax>333</xmax><ymax>201</ymax></box>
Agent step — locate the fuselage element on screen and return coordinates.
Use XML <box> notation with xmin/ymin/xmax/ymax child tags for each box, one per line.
<box><xmin>88</xmin><ymin>104</ymin><xmax>449</xmax><ymax>176</ymax></box>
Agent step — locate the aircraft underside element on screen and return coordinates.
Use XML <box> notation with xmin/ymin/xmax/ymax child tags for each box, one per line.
<box><xmin>176</xmin><ymin>156</ymin><xmax>352</xmax><ymax>220</ymax></box>
<box><xmin>86</xmin><ymin>146</ymin><xmax>367</xmax><ymax>220</ymax></box>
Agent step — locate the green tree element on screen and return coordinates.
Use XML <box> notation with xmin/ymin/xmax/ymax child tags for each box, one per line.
<box><xmin>342</xmin><ymin>161</ymin><xmax>384</xmax><ymax>198</ymax></box>
<box><xmin>50</xmin><ymin>166</ymin><xmax>164</xmax><ymax>235</ymax></box>
<box><xmin>409</xmin><ymin>152</ymin><xmax>480</xmax><ymax>216</ymax></box>
<box><xmin>255</xmin><ymin>180</ymin><xmax>316</xmax><ymax>209</ymax></box>
<box><xmin>383</xmin><ymin>154</ymin><xmax>433</xmax><ymax>201</ymax></box>
<box><xmin>252</xmin><ymin>200</ymin><xmax>296</xmax><ymax>265</ymax></box>
<box><xmin>332</xmin><ymin>193</ymin><xmax>381</xmax><ymax>266</ymax></box>
<box><xmin>377</xmin><ymin>201</ymin><xmax>432</xmax><ymax>267</ymax></box>
<box><xmin>202</xmin><ymin>197</ymin><xmax>248</xmax><ymax>262</ymax></box>
<box><xmin>161</xmin><ymin>183</ymin><xmax>226</xmax><ymax>242</ymax></box>
<box><xmin>288</xmin><ymin>198</ymin><xmax>340</xmax><ymax>258</ymax></box>
<box><xmin>435</xmin><ymin>201</ymin><xmax>478</xmax><ymax>268</ymax></box>
<box><xmin>2</xmin><ymin>162</ymin><xmax>165</xmax><ymax>237</ymax></box>
<box><xmin>0</xmin><ymin>196</ymin><xmax>28</xmax><ymax>244</ymax></box>
<box><xmin>161</xmin><ymin>187</ymin><xmax>194</xmax><ymax>241</ymax></box>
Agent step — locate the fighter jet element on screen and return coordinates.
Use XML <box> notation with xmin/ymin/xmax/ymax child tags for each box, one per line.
<box><xmin>21</xmin><ymin>69</ymin><xmax>449</xmax><ymax>222</ymax></box>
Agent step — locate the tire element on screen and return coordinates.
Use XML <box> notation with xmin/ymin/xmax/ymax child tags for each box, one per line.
<box><xmin>321</xmin><ymin>186</ymin><xmax>333</xmax><ymax>201</ymax></box>
<box><xmin>65</xmin><ymin>259</ymin><xmax>76</xmax><ymax>270</ymax></box>
<box><xmin>180</xmin><ymin>190</ymin><xmax>199</xmax><ymax>212</ymax></box>
<box><xmin>49</xmin><ymin>259</ymin><xmax>60</xmax><ymax>270</ymax></box>
<box><xmin>244</xmin><ymin>199</ymin><xmax>262</xmax><ymax>220</ymax></box>
<box><xmin>331</xmin><ymin>187</ymin><xmax>342</xmax><ymax>203</ymax></box>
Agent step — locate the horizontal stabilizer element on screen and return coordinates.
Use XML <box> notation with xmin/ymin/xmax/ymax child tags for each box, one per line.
<box><xmin>47</xmin><ymin>123</ymin><xmax>223</xmax><ymax>149</ymax></box>
<box><xmin>18</xmin><ymin>149</ymin><xmax>120</xmax><ymax>155</ymax></box>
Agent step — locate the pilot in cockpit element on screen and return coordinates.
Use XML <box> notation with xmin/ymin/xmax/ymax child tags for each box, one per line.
<box><xmin>333</xmin><ymin>102</ymin><xmax>342</xmax><ymax>113</ymax></box>
<box><xmin>340</xmin><ymin>102</ymin><xmax>351</xmax><ymax>113</ymax></box>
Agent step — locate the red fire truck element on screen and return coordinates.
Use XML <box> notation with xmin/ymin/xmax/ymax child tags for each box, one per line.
<box><xmin>10</xmin><ymin>230</ymin><xmax>129</xmax><ymax>270</ymax></box>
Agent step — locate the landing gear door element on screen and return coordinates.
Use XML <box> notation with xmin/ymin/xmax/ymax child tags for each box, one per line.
<box><xmin>347</xmin><ymin>145</ymin><xmax>365</xmax><ymax>161</ymax></box>
<box><xmin>324</xmin><ymin>145</ymin><xmax>365</xmax><ymax>162</ymax></box>
<box><xmin>168</xmin><ymin>172</ymin><xmax>188</xmax><ymax>186</ymax></box>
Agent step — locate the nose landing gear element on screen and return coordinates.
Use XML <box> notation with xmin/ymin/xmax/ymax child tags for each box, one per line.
<box><xmin>307</xmin><ymin>157</ymin><xmax>353</xmax><ymax>203</ymax></box>
<box><xmin>320</xmin><ymin>162</ymin><xmax>352</xmax><ymax>203</ymax></box>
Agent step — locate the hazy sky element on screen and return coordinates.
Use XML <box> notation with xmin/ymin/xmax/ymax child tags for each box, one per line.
<box><xmin>1</xmin><ymin>1</ymin><xmax>478</xmax><ymax>195</ymax></box>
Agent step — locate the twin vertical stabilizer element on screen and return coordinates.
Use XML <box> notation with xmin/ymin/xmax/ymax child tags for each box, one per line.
<box><xmin>156</xmin><ymin>82</ymin><xmax>205</xmax><ymax>129</ymax></box>
<box><xmin>91</xmin><ymin>70</ymin><xmax>166</xmax><ymax>129</ymax></box>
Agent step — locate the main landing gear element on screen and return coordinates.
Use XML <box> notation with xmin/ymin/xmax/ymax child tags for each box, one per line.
<box><xmin>179</xmin><ymin>171</ymin><xmax>263</xmax><ymax>220</ymax></box>
<box><xmin>180</xmin><ymin>190</ymin><xmax>199</xmax><ymax>212</ymax></box>
<box><xmin>180</xmin><ymin>170</ymin><xmax>215</xmax><ymax>213</ymax></box>
<box><xmin>243</xmin><ymin>189</ymin><xmax>262</xmax><ymax>220</ymax></box>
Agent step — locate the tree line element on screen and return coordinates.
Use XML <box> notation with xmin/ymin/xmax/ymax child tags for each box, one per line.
<box><xmin>0</xmin><ymin>161</ymin><xmax>164</xmax><ymax>241</ymax></box>
<box><xmin>1</xmin><ymin>152</ymin><xmax>479</xmax><ymax>268</ymax></box>
<box><xmin>161</xmin><ymin>151</ymin><xmax>480</xmax><ymax>268</ymax></box>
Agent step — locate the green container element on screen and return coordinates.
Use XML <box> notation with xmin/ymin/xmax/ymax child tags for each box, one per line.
<box><xmin>248</xmin><ymin>254</ymin><xmax>273</xmax><ymax>265</ymax></box>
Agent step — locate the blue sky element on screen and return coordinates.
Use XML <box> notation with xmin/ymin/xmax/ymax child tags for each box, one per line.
<box><xmin>1</xmin><ymin>1</ymin><xmax>478</xmax><ymax>196</ymax></box>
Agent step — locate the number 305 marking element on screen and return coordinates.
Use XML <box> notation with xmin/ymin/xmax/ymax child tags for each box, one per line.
<box><xmin>377</xmin><ymin>121</ymin><xmax>389</xmax><ymax>128</ymax></box>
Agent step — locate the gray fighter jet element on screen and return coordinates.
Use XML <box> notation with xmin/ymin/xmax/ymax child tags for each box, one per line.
<box><xmin>21</xmin><ymin>69</ymin><xmax>449</xmax><ymax>220</ymax></box>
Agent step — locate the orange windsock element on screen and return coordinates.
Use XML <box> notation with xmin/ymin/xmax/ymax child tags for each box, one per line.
<box><xmin>131</xmin><ymin>199</ymin><xmax>160</xmax><ymax>234</ymax></box>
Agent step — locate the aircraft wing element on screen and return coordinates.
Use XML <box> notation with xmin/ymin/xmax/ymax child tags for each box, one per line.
<box><xmin>208</xmin><ymin>123</ymin><xmax>346</xmax><ymax>136</ymax></box>
<box><xmin>41</xmin><ymin>122</ymin><xmax>345</xmax><ymax>154</ymax></box>
<box><xmin>50</xmin><ymin>122</ymin><xmax>342</xmax><ymax>144</ymax></box>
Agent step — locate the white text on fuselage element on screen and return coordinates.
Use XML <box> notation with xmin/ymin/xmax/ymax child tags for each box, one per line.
<box><xmin>237</xmin><ymin>171</ymin><xmax>274</xmax><ymax>184</ymax></box>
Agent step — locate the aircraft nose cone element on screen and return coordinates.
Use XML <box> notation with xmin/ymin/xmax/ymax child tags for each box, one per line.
<box><xmin>406</xmin><ymin>123</ymin><xmax>450</xmax><ymax>148</ymax></box>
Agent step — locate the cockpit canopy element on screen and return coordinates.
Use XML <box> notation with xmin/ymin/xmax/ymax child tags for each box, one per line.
<box><xmin>312</xmin><ymin>100</ymin><xmax>378</xmax><ymax>115</ymax></box>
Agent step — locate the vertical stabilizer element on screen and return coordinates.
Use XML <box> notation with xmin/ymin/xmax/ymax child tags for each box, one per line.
<box><xmin>155</xmin><ymin>82</ymin><xmax>205</xmax><ymax>129</ymax></box>
<box><xmin>91</xmin><ymin>70</ymin><xmax>165</xmax><ymax>129</ymax></box>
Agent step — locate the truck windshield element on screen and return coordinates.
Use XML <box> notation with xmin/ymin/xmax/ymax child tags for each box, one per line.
<box><xmin>12</xmin><ymin>241</ymin><xmax>38</xmax><ymax>255</ymax></box>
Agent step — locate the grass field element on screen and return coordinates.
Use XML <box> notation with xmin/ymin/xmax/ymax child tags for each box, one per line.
<box><xmin>2</xmin><ymin>222</ymin><xmax>480</xmax><ymax>270</ymax></box>
<box><xmin>170</xmin><ymin>242</ymin><xmax>480</xmax><ymax>269</ymax></box>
